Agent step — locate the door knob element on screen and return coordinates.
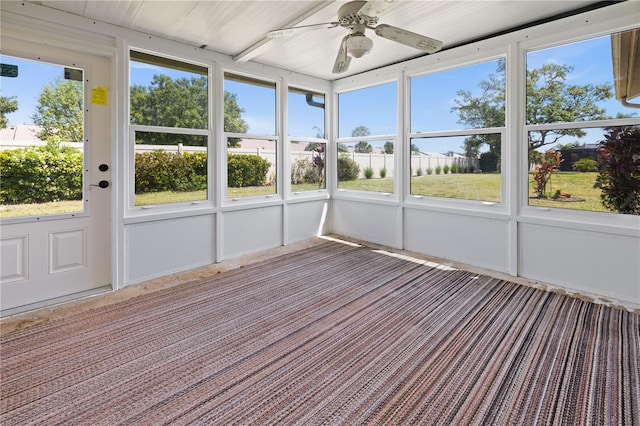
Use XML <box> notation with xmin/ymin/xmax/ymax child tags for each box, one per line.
<box><xmin>91</xmin><ymin>180</ymin><xmax>110</xmax><ymax>188</ymax></box>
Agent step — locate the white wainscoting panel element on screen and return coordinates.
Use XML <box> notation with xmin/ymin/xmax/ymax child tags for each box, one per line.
<box><xmin>125</xmin><ymin>214</ymin><xmax>215</xmax><ymax>284</ymax></box>
<box><xmin>287</xmin><ymin>200</ymin><xmax>330</xmax><ymax>244</ymax></box>
<box><xmin>332</xmin><ymin>200</ymin><xmax>401</xmax><ymax>248</ymax></box>
<box><xmin>404</xmin><ymin>208</ymin><xmax>510</xmax><ymax>272</ymax></box>
<box><xmin>221</xmin><ymin>206</ymin><xmax>282</xmax><ymax>259</ymax></box>
<box><xmin>519</xmin><ymin>223</ymin><xmax>640</xmax><ymax>304</ymax></box>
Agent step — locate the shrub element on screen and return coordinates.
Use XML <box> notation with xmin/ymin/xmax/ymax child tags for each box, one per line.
<box><xmin>337</xmin><ymin>154</ymin><xmax>360</xmax><ymax>181</ymax></box>
<box><xmin>572</xmin><ymin>157</ymin><xmax>598</xmax><ymax>172</ymax></box>
<box><xmin>425</xmin><ymin>168</ymin><xmax>431</xmax><ymax>175</ymax></box>
<box><xmin>291</xmin><ymin>158</ymin><xmax>313</xmax><ymax>184</ymax></box>
<box><xmin>479</xmin><ymin>151</ymin><xmax>500</xmax><ymax>172</ymax></box>
<box><xmin>532</xmin><ymin>149</ymin><xmax>562</xmax><ymax>198</ymax></box>
<box><xmin>227</xmin><ymin>153</ymin><xmax>271</xmax><ymax>187</ymax></box>
<box><xmin>416</xmin><ymin>168</ymin><xmax>423</xmax><ymax>176</ymax></box>
<box><xmin>135</xmin><ymin>150</ymin><xmax>208</xmax><ymax>193</ymax></box>
<box><xmin>379</xmin><ymin>167</ymin><xmax>387</xmax><ymax>178</ymax></box>
<box><xmin>443</xmin><ymin>164</ymin><xmax>450</xmax><ymax>174</ymax></box>
<box><xmin>594</xmin><ymin>126</ymin><xmax>640</xmax><ymax>214</ymax></box>
<box><xmin>435</xmin><ymin>165</ymin><xmax>442</xmax><ymax>175</ymax></box>
<box><xmin>364</xmin><ymin>167</ymin><xmax>374</xmax><ymax>179</ymax></box>
<box><xmin>450</xmin><ymin>163</ymin><xmax>459</xmax><ymax>174</ymax></box>
<box><xmin>0</xmin><ymin>144</ymin><xmax>83</xmax><ymax>204</ymax></box>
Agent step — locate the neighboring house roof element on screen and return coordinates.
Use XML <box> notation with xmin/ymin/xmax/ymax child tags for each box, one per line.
<box><xmin>0</xmin><ymin>125</ymin><xmax>42</xmax><ymax>142</ymax></box>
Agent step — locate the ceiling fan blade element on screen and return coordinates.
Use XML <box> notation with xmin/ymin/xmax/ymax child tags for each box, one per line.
<box><xmin>374</xmin><ymin>24</ymin><xmax>443</xmax><ymax>53</ymax></box>
<box><xmin>358</xmin><ymin>0</ymin><xmax>398</xmax><ymax>17</ymax></box>
<box><xmin>266</xmin><ymin>22</ymin><xmax>339</xmax><ymax>38</ymax></box>
<box><xmin>333</xmin><ymin>35</ymin><xmax>352</xmax><ymax>74</ymax></box>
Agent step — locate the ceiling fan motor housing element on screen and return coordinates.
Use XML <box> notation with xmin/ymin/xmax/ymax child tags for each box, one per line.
<box><xmin>338</xmin><ymin>1</ymin><xmax>379</xmax><ymax>28</ymax></box>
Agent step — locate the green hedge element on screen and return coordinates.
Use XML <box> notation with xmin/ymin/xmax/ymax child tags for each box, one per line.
<box><xmin>135</xmin><ymin>151</ymin><xmax>207</xmax><ymax>193</ymax></box>
<box><xmin>227</xmin><ymin>154</ymin><xmax>271</xmax><ymax>187</ymax></box>
<box><xmin>2</xmin><ymin>148</ymin><xmax>274</xmax><ymax>202</ymax></box>
<box><xmin>0</xmin><ymin>145</ymin><xmax>83</xmax><ymax>204</ymax></box>
<box><xmin>136</xmin><ymin>151</ymin><xmax>271</xmax><ymax>192</ymax></box>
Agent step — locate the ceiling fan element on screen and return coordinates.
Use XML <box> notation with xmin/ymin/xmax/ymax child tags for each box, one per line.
<box><xmin>266</xmin><ymin>0</ymin><xmax>443</xmax><ymax>74</ymax></box>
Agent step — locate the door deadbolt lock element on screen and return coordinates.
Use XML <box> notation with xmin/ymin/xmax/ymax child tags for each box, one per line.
<box><xmin>99</xmin><ymin>164</ymin><xmax>109</xmax><ymax>172</ymax></box>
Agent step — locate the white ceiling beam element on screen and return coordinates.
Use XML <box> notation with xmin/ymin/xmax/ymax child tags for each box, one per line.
<box><xmin>233</xmin><ymin>1</ymin><xmax>337</xmax><ymax>63</ymax></box>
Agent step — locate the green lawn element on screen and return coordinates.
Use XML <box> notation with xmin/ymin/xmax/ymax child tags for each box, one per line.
<box><xmin>527</xmin><ymin>171</ymin><xmax>605</xmax><ymax>211</ymax></box>
<box><xmin>338</xmin><ymin>178</ymin><xmax>395</xmax><ymax>193</ymax></box>
<box><xmin>411</xmin><ymin>173</ymin><xmax>501</xmax><ymax>202</ymax></box>
<box><xmin>0</xmin><ymin>172</ymin><xmax>616</xmax><ymax>217</ymax></box>
<box><xmin>0</xmin><ymin>200</ymin><xmax>83</xmax><ymax>218</ymax></box>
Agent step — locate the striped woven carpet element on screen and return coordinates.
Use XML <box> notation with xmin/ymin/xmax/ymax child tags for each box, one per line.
<box><xmin>1</xmin><ymin>241</ymin><xmax>639</xmax><ymax>425</ymax></box>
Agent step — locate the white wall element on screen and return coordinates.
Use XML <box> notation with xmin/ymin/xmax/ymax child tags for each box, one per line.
<box><xmin>125</xmin><ymin>215</ymin><xmax>215</xmax><ymax>283</ymax></box>
<box><xmin>404</xmin><ymin>209</ymin><xmax>511</xmax><ymax>272</ymax></box>
<box><xmin>518</xmin><ymin>223</ymin><xmax>640</xmax><ymax>303</ymax></box>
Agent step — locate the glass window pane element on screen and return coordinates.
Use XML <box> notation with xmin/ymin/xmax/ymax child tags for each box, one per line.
<box><xmin>288</xmin><ymin>88</ymin><xmax>325</xmax><ymax>138</ymax></box>
<box><xmin>228</xmin><ymin>137</ymin><xmax>276</xmax><ymax>198</ymax></box>
<box><xmin>410</xmin><ymin>135</ymin><xmax>502</xmax><ymax>203</ymax></box>
<box><xmin>1</xmin><ymin>56</ymin><xmax>85</xmax><ymax>218</ymax></box>
<box><xmin>130</xmin><ymin>51</ymin><xmax>208</xmax><ymax>129</ymax></box>
<box><xmin>291</xmin><ymin>141</ymin><xmax>326</xmax><ymax>191</ymax></box>
<box><xmin>337</xmin><ymin>140</ymin><xmax>394</xmax><ymax>193</ymax></box>
<box><xmin>338</xmin><ymin>82</ymin><xmax>396</xmax><ymax>138</ymax></box>
<box><xmin>528</xmin><ymin>125</ymin><xmax>639</xmax><ymax>215</ymax></box>
<box><xmin>526</xmin><ymin>29</ymin><xmax>639</xmax><ymax>125</ymax></box>
<box><xmin>134</xmin><ymin>131</ymin><xmax>207</xmax><ymax>206</ymax></box>
<box><xmin>224</xmin><ymin>73</ymin><xmax>276</xmax><ymax>135</ymax></box>
<box><xmin>411</xmin><ymin>59</ymin><xmax>505</xmax><ymax>133</ymax></box>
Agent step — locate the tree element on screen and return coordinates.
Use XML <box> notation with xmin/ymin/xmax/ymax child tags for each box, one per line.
<box><xmin>383</xmin><ymin>141</ymin><xmax>394</xmax><ymax>154</ymax></box>
<box><xmin>0</xmin><ymin>95</ymin><xmax>18</xmax><ymax>129</ymax></box>
<box><xmin>352</xmin><ymin>125</ymin><xmax>371</xmax><ymax>153</ymax></box>
<box><xmin>130</xmin><ymin>74</ymin><xmax>248</xmax><ymax>147</ymax></box>
<box><xmin>355</xmin><ymin>141</ymin><xmax>372</xmax><ymax>153</ymax></box>
<box><xmin>32</xmin><ymin>77</ymin><xmax>83</xmax><ymax>142</ymax></box>
<box><xmin>526</xmin><ymin>64</ymin><xmax>613</xmax><ymax>151</ymax></box>
<box><xmin>452</xmin><ymin>59</ymin><xmax>505</xmax><ymax>158</ymax></box>
<box><xmin>304</xmin><ymin>127</ymin><xmax>326</xmax><ymax>153</ymax></box>
<box><xmin>224</xmin><ymin>91</ymin><xmax>248</xmax><ymax>147</ymax></box>
<box><xmin>352</xmin><ymin>125</ymin><xmax>370</xmax><ymax>137</ymax></box>
<box><xmin>452</xmin><ymin>60</ymin><xmax>615</xmax><ymax>156</ymax></box>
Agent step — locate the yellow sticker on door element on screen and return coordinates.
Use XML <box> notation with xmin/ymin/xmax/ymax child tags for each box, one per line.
<box><xmin>91</xmin><ymin>87</ymin><xmax>108</xmax><ymax>105</ymax></box>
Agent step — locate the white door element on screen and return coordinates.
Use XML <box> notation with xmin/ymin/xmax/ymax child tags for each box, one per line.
<box><xmin>1</xmin><ymin>42</ymin><xmax>112</xmax><ymax>315</ymax></box>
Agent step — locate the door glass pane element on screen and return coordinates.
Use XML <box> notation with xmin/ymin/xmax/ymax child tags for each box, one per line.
<box><xmin>1</xmin><ymin>56</ymin><xmax>85</xmax><ymax>218</ymax></box>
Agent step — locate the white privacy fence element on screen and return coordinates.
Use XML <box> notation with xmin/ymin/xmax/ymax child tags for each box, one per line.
<box><xmin>1</xmin><ymin>141</ymin><xmax>479</xmax><ymax>179</ymax></box>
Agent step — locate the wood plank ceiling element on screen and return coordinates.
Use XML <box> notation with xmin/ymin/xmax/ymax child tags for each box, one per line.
<box><xmin>32</xmin><ymin>0</ymin><xmax>607</xmax><ymax>80</ymax></box>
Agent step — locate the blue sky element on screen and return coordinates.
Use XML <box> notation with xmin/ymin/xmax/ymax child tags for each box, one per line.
<box><xmin>2</xmin><ymin>32</ymin><xmax>636</xmax><ymax>154</ymax></box>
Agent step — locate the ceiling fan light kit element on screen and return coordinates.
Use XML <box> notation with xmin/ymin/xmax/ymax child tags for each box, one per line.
<box><xmin>267</xmin><ymin>0</ymin><xmax>443</xmax><ymax>73</ymax></box>
<box><xmin>346</xmin><ymin>23</ymin><xmax>373</xmax><ymax>58</ymax></box>
<box><xmin>346</xmin><ymin>34</ymin><xmax>373</xmax><ymax>58</ymax></box>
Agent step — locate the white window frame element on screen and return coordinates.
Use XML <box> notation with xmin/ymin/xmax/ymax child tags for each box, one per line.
<box><xmin>125</xmin><ymin>48</ymin><xmax>214</xmax><ymax>219</ymax></box>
